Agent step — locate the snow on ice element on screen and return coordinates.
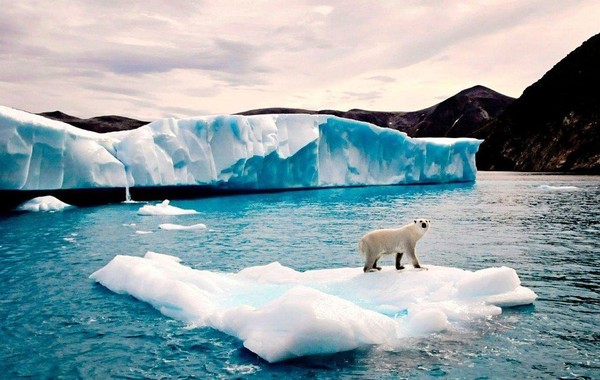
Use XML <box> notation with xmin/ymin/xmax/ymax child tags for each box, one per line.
<box><xmin>90</xmin><ymin>252</ymin><xmax>538</xmax><ymax>363</ymax></box>
<box><xmin>0</xmin><ymin>106</ymin><xmax>482</xmax><ymax>192</ymax></box>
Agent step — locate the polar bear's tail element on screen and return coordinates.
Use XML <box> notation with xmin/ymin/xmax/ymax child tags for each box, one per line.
<box><xmin>358</xmin><ymin>238</ymin><xmax>366</xmax><ymax>256</ymax></box>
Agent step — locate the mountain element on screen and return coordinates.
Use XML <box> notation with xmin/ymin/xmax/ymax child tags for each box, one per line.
<box><xmin>237</xmin><ymin>85</ymin><xmax>514</xmax><ymax>138</ymax></box>
<box><xmin>35</xmin><ymin>83</ymin><xmax>512</xmax><ymax>140</ymax></box>
<box><xmin>472</xmin><ymin>33</ymin><xmax>600</xmax><ymax>172</ymax></box>
<box><xmin>410</xmin><ymin>86</ymin><xmax>514</xmax><ymax>138</ymax></box>
<box><xmin>38</xmin><ymin>111</ymin><xmax>148</xmax><ymax>133</ymax></box>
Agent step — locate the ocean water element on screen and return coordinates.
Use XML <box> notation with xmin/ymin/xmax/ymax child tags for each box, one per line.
<box><xmin>0</xmin><ymin>172</ymin><xmax>598</xmax><ymax>379</ymax></box>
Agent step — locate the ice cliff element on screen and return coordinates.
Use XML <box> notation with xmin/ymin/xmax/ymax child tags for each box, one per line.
<box><xmin>0</xmin><ymin>106</ymin><xmax>482</xmax><ymax>191</ymax></box>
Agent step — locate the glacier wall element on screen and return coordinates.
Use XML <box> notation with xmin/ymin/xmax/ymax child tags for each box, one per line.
<box><xmin>0</xmin><ymin>106</ymin><xmax>482</xmax><ymax>191</ymax></box>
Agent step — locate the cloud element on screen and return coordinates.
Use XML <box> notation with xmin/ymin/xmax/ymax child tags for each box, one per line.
<box><xmin>0</xmin><ymin>0</ymin><xmax>599</xmax><ymax>118</ymax></box>
<box><xmin>313</xmin><ymin>5</ymin><xmax>334</xmax><ymax>16</ymax></box>
<box><xmin>366</xmin><ymin>75</ymin><xmax>396</xmax><ymax>83</ymax></box>
<box><xmin>74</xmin><ymin>38</ymin><xmax>270</xmax><ymax>79</ymax></box>
<box><xmin>83</xmin><ymin>83</ymin><xmax>148</xmax><ymax>98</ymax></box>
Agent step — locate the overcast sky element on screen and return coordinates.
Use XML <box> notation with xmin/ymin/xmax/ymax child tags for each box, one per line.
<box><xmin>1</xmin><ymin>1</ymin><xmax>598</xmax><ymax>120</ymax></box>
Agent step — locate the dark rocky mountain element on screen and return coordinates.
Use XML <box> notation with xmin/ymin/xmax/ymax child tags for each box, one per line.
<box><xmin>38</xmin><ymin>111</ymin><xmax>148</xmax><ymax>133</ymax></box>
<box><xmin>472</xmin><ymin>33</ymin><xmax>600</xmax><ymax>172</ymax></box>
<box><xmin>411</xmin><ymin>86</ymin><xmax>514</xmax><ymax>138</ymax></box>
<box><xmin>236</xmin><ymin>85</ymin><xmax>514</xmax><ymax>138</ymax></box>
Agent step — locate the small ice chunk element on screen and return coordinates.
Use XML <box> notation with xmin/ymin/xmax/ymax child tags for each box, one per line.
<box><xmin>16</xmin><ymin>196</ymin><xmax>73</xmax><ymax>212</ymax></box>
<box><xmin>538</xmin><ymin>184</ymin><xmax>579</xmax><ymax>191</ymax></box>
<box><xmin>159</xmin><ymin>223</ymin><xmax>207</xmax><ymax>231</ymax></box>
<box><xmin>403</xmin><ymin>308</ymin><xmax>449</xmax><ymax>334</ymax></box>
<box><xmin>137</xmin><ymin>199</ymin><xmax>198</xmax><ymax>216</ymax></box>
<box><xmin>455</xmin><ymin>267</ymin><xmax>521</xmax><ymax>298</ymax></box>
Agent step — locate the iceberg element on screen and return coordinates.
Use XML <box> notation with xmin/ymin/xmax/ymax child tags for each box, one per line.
<box><xmin>0</xmin><ymin>105</ymin><xmax>482</xmax><ymax>195</ymax></box>
<box><xmin>90</xmin><ymin>252</ymin><xmax>537</xmax><ymax>363</ymax></box>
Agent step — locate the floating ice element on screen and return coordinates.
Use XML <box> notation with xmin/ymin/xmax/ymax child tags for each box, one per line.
<box><xmin>539</xmin><ymin>184</ymin><xmax>579</xmax><ymax>191</ymax></box>
<box><xmin>16</xmin><ymin>195</ymin><xmax>73</xmax><ymax>212</ymax></box>
<box><xmin>0</xmin><ymin>106</ymin><xmax>482</xmax><ymax>192</ymax></box>
<box><xmin>159</xmin><ymin>223</ymin><xmax>207</xmax><ymax>231</ymax></box>
<box><xmin>137</xmin><ymin>200</ymin><xmax>198</xmax><ymax>216</ymax></box>
<box><xmin>90</xmin><ymin>253</ymin><xmax>537</xmax><ymax>363</ymax></box>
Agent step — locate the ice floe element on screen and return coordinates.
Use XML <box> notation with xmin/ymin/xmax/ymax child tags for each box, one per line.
<box><xmin>90</xmin><ymin>252</ymin><xmax>537</xmax><ymax>362</ymax></box>
<box><xmin>137</xmin><ymin>200</ymin><xmax>198</xmax><ymax>216</ymax></box>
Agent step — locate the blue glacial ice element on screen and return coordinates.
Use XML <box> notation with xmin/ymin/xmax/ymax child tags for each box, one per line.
<box><xmin>0</xmin><ymin>105</ymin><xmax>482</xmax><ymax>191</ymax></box>
<box><xmin>90</xmin><ymin>252</ymin><xmax>538</xmax><ymax>363</ymax></box>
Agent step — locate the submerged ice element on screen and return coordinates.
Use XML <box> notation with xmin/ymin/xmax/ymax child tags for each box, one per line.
<box><xmin>0</xmin><ymin>106</ymin><xmax>482</xmax><ymax>192</ymax></box>
<box><xmin>90</xmin><ymin>252</ymin><xmax>537</xmax><ymax>363</ymax></box>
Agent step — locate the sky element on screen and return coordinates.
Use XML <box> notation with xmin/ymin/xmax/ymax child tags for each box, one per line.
<box><xmin>1</xmin><ymin>1</ymin><xmax>599</xmax><ymax>120</ymax></box>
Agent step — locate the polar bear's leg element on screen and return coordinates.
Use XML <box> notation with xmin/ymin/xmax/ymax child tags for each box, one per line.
<box><xmin>406</xmin><ymin>246</ymin><xmax>421</xmax><ymax>269</ymax></box>
<box><xmin>395</xmin><ymin>252</ymin><xmax>404</xmax><ymax>270</ymax></box>
<box><xmin>373</xmin><ymin>258</ymin><xmax>382</xmax><ymax>271</ymax></box>
<box><xmin>363</xmin><ymin>250</ymin><xmax>380</xmax><ymax>273</ymax></box>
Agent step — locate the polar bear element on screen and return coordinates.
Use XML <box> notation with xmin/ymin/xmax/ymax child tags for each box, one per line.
<box><xmin>359</xmin><ymin>219</ymin><xmax>430</xmax><ymax>272</ymax></box>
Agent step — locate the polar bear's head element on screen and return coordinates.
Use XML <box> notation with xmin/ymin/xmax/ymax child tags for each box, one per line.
<box><xmin>413</xmin><ymin>219</ymin><xmax>431</xmax><ymax>236</ymax></box>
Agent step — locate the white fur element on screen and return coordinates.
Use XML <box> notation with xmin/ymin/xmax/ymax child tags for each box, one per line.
<box><xmin>359</xmin><ymin>219</ymin><xmax>430</xmax><ymax>272</ymax></box>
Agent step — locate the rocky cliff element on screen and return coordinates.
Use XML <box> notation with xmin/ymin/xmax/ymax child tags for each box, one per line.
<box><xmin>472</xmin><ymin>33</ymin><xmax>600</xmax><ymax>172</ymax></box>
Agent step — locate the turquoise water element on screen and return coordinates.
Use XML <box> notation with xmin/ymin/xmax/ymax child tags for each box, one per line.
<box><xmin>0</xmin><ymin>172</ymin><xmax>598</xmax><ymax>379</ymax></box>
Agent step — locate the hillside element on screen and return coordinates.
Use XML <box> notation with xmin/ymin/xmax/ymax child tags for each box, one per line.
<box><xmin>472</xmin><ymin>33</ymin><xmax>600</xmax><ymax>172</ymax></box>
<box><xmin>38</xmin><ymin>111</ymin><xmax>148</xmax><ymax>133</ymax></box>
<box><xmin>237</xmin><ymin>85</ymin><xmax>513</xmax><ymax>138</ymax></box>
